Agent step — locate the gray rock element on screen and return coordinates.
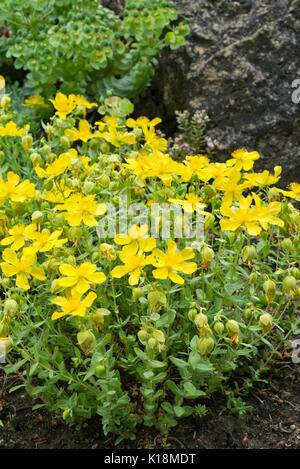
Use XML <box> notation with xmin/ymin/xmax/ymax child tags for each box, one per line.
<box><xmin>149</xmin><ymin>0</ymin><xmax>300</xmax><ymax>186</ymax></box>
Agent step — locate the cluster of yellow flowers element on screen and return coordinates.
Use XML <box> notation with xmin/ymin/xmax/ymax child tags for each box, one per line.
<box><xmin>0</xmin><ymin>86</ymin><xmax>299</xmax><ymax>332</ymax></box>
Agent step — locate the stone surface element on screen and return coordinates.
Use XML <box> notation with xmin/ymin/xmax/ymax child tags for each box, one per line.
<box><xmin>144</xmin><ymin>0</ymin><xmax>300</xmax><ymax>186</ymax></box>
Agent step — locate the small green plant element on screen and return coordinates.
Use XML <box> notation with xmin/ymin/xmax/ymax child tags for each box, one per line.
<box><xmin>0</xmin><ymin>0</ymin><xmax>189</xmax><ymax>100</ymax></box>
<box><xmin>168</xmin><ymin>109</ymin><xmax>217</xmax><ymax>160</ymax></box>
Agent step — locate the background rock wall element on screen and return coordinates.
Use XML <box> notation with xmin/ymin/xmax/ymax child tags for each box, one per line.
<box><xmin>139</xmin><ymin>0</ymin><xmax>300</xmax><ymax>187</ymax></box>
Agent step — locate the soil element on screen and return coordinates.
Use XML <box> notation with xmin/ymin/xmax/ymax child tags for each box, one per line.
<box><xmin>0</xmin><ymin>354</ymin><xmax>299</xmax><ymax>450</ymax></box>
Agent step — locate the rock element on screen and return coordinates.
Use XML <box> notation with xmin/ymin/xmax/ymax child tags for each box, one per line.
<box><xmin>146</xmin><ymin>0</ymin><xmax>300</xmax><ymax>186</ymax></box>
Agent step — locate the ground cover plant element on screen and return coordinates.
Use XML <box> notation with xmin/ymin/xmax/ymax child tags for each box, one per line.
<box><xmin>0</xmin><ymin>0</ymin><xmax>189</xmax><ymax>100</ymax></box>
<box><xmin>0</xmin><ymin>76</ymin><xmax>299</xmax><ymax>444</ymax></box>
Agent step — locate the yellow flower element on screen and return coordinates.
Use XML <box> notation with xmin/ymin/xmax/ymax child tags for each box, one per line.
<box><xmin>114</xmin><ymin>224</ymin><xmax>156</xmax><ymax>252</ymax></box>
<box><xmin>110</xmin><ymin>242</ymin><xmax>152</xmax><ymax>285</ymax></box>
<box><xmin>126</xmin><ymin>116</ymin><xmax>167</xmax><ymax>152</ymax></box>
<box><xmin>22</xmin><ymin>95</ymin><xmax>50</xmax><ymax>108</ymax></box>
<box><xmin>49</xmin><ymin>92</ymin><xmax>76</xmax><ymax>119</ymax></box>
<box><xmin>0</xmin><ymin>121</ymin><xmax>27</xmax><ymax>137</ymax></box>
<box><xmin>34</xmin><ymin>152</ymin><xmax>71</xmax><ymax>181</ymax></box>
<box><xmin>100</xmin><ymin>125</ymin><xmax>136</xmax><ymax>148</ymax></box>
<box><xmin>122</xmin><ymin>151</ymin><xmax>152</xmax><ymax>178</ymax></box>
<box><xmin>168</xmin><ymin>193</ymin><xmax>210</xmax><ymax>215</ymax></box>
<box><xmin>139</xmin><ymin>151</ymin><xmax>181</xmax><ymax>186</ymax></box>
<box><xmin>199</xmin><ymin>162</ymin><xmax>230</xmax><ymax>184</ymax></box>
<box><xmin>57</xmin><ymin>262</ymin><xmax>106</xmax><ymax>294</ymax></box>
<box><xmin>51</xmin><ymin>291</ymin><xmax>97</xmax><ymax>320</ymax></box>
<box><xmin>251</xmin><ymin>193</ymin><xmax>284</xmax><ymax>231</ymax></box>
<box><xmin>150</xmin><ymin>239</ymin><xmax>197</xmax><ymax>284</ymax></box>
<box><xmin>0</xmin><ymin>95</ymin><xmax>11</xmax><ymax>110</ymax></box>
<box><xmin>65</xmin><ymin>120</ymin><xmax>102</xmax><ymax>143</ymax></box>
<box><xmin>220</xmin><ymin>195</ymin><xmax>261</xmax><ymax>236</ymax></box>
<box><xmin>275</xmin><ymin>182</ymin><xmax>300</xmax><ymax>200</ymax></box>
<box><xmin>56</xmin><ymin>193</ymin><xmax>106</xmax><ymax>227</ymax></box>
<box><xmin>64</xmin><ymin>148</ymin><xmax>96</xmax><ymax>175</ymax></box>
<box><xmin>243</xmin><ymin>166</ymin><xmax>282</xmax><ymax>188</ymax></box>
<box><xmin>214</xmin><ymin>171</ymin><xmax>248</xmax><ymax>205</ymax></box>
<box><xmin>0</xmin><ymin>248</ymin><xmax>45</xmax><ymax>290</ymax></box>
<box><xmin>0</xmin><ymin>172</ymin><xmax>35</xmax><ymax>206</ymax></box>
<box><xmin>27</xmin><ymin>229</ymin><xmax>68</xmax><ymax>253</ymax></box>
<box><xmin>226</xmin><ymin>149</ymin><xmax>260</xmax><ymax>171</ymax></box>
<box><xmin>1</xmin><ymin>224</ymin><xmax>37</xmax><ymax>250</ymax></box>
<box><xmin>69</xmin><ymin>94</ymin><xmax>97</xmax><ymax>109</ymax></box>
<box><xmin>183</xmin><ymin>155</ymin><xmax>210</xmax><ymax>180</ymax></box>
<box><xmin>0</xmin><ymin>75</ymin><xmax>5</xmax><ymax>90</ymax></box>
<box><xmin>42</xmin><ymin>182</ymin><xmax>73</xmax><ymax>204</ymax></box>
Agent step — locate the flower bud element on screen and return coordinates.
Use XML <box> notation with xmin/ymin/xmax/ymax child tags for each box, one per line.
<box><xmin>42</xmin><ymin>144</ymin><xmax>51</xmax><ymax>157</ymax></box>
<box><xmin>0</xmin><ymin>278</ymin><xmax>10</xmax><ymax>288</ymax></box>
<box><xmin>138</xmin><ymin>329</ymin><xmax>148</xmax><ymax>344</ymax></box>
<box><xmin>94</xmin><ymin>364</ymin><xmax>106</xmax><ymax>378</ymax></box>
<box><xmin>197</xmin><ymin>337</ymin><xmax>214</xmax><ymax>357</ymax></box>
<box><xmin>99</xmin><ymin>175</ymin><xmax>110</xmax><ymax>188</ymax></box>
<box><xmin>152</xmin><ymin>329</ymin><xmax>165</xmax><ymax>344</ymax></box>
<box><xmin>188</xmin><ymin>308</ymin><xmax>197</xmax><ymax>321</ymax></box>
<box><xmin>92</xmin><ymin>308</ymin><xmax>111</xmax><ymax>326</ymax></box>
<box><xmin>201</xmin><ymin>245</ymin><xmax>214</xmax><ymax>270</ymax></box>
<box><xmin>249</xmin><ymin>272</ymin><xmax>258</xmax><ymax>284</ymax></box>
<box><xmin>226</xmin><ymin>320</ymin><xmax>239</xmax><ymax>334</ymax></box>
<box><xmin>242</xmin><ymin>245</ymin><xmax>256</xmax><ymax>267</ymax></box>
<box><xmin>214</xmin><ymin>321</ymin><xmax>224</xmax><ymax>335</ymax></box>
<box><xmin>226</xmin><ymin>320</ymin><xmax>239</xmax><ymax>344</ymax></box>
<box><xmin>194</xmin><ymin>312</ymin><xmax>208</xmax><ymax>329</ymax></box>
<box><xmin>44</xmin><ymin>180</ymin><xmax>53</xmax><ymax>191</ymax></box>
<box><xmin>22</xmin><ymin>134</ymin><xmax>33</xmax><ymax>152</ymax></box>
<box><xmin>83</xmin><ymin>180</ymin><xmax>95</xmax><ymax>194</ymax></box>
<box><xmin>291</xmin><ymin>267</ymin><xmax>300</xmax><ymax>280</ymax></box>
<box><xmin>53</xmin><ymin>213</ymin><xmax>65</xmax><ymax>226</ymax></box>
<box><xmin>263</xmin><ymin>279</ymin><xmax>276</xmax><ymax>303</ymax></box>
<box><xmin>204</xmin><ymin>213</ymin><xmax>215</xmax><ymax>230</ymax></box>
<box><xmin>202</xmin><ymin>185</ymin><xmax>216</xmax><ymax>200</ymax></box>
<box><xmin>282</xmin><ymin>238</ymin><xmax>293</xmax><ymax>253</ymax></box>
<box><xmin>30</xmin><ymin>152</ymin><xmax>42</xmax><ymax>166</ymax></box>
<box><xmin>259</xmin><ymin>313</ymin><xmax>273</xmax><ymax>333</ymax></box>
<box><xmin>243</xmin><ymin>307</ymin><xmax>253</xmax><ymax>319</ymax></box>
<box><xmin>147</xmin><ymin>291</ymin><xmax>167</xmax><ymax>308</ymax></box>
<box><xmin>132</xmin><ymin>287</ymin><xmax>146</xmax><ymax>301</ymax></box>
<box><xmin>109</xmin><ymin>182</ymin><xmax>119</xmax><ymax>192</ymax></box>
<box><xmin>282</xmin><ymin>275</ymin><xmax>297</xmax><ymax>294</ymax></box>
<box><xmin>31</xmin><ymin>210</ymin><xmax>43</xmax><ymax>224</ymax></box>
<box><xmin>100</xmin><ymin>142</ymin><xmax>110</xmax><ymax>153</ymax></box>
<box><xmin>68</xmin><ymin>227</ymin><xmax>82</xmax><ymax>242</ymax></box>
<box><xmin>4</xmin><ymin>298</ymin><xmax>18</xmax><ymax>315</ymax></box>
<box><xmin>227</xmin><ymin>232</ymin><xmax>237</xmax><ymax>244</ymax></box>
<box><xmin>148</xmin><ymin>337</ymin><xmax>157</xmax><ymax>349</ymax></box>
<box><xmin>50</xmin><ymin>279</ymin><xmax>60</xmax><ymax>293</ymax></box>
<box><xmin>60</xmin><ymin>135</ymin><xmax>70</xmax><ymax>147</ymax></box>
<box><xmin>77</xmin><ymin>330</ymin><xmax>95</xmax><ymax>354</ymax></box>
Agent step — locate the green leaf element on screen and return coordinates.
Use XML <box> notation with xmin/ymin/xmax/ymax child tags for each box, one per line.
<box><xmin>173</xmin><ymin>405</ymin><xmax>185</xmax><ymax>417</ymax></box>
<box><xmin>5</xmin><ymin>358</ymin><xmax>27</xmax><ymax>374</ymax></box>
<box><xmin>166</xmin><ymin>380</ymin><xmax>182</xmax><ymax>397</ymax></box>
<box><xmin>143</xmin><ymin>371</ymin><xmax>154</xmax><ymax>379</ymax></box>
<box><xmin>183</xmin><ymin>381</ymin><xmax>205</xmax><ymax>398</ymax></box>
